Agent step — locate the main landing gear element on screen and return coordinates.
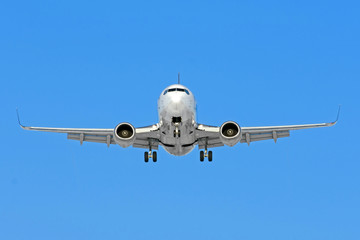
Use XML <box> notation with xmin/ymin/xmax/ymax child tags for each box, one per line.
<box><xmin>200</xmin><ymin>149</ymin><xmax>213</xmax><ymax>162</ymax></box>
<box><xmin>144</xmin><ymin>149</ymin><xmax>157</xmax><ymax>163</ymax></box>
<box><xmin>200</xmin><ymin>138</ymin><xmax>212</xmax><ymax>162</ymax></box>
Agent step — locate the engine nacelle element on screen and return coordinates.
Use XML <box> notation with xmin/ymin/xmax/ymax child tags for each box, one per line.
<box><xmin>219</xmin><ymin>121</ymin><xmax>241</xmax><ymax>147</ymax></box>
<box><xmin>114</xmin><ymin>123</ymin><xmax>136</xmax><ymax>148</ymax></box>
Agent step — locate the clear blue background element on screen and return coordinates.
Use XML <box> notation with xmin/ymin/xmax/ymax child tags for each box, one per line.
<box><xmin>1</xmin><ymin>0</ymin><xmax>359</xmax><ymax>239</ymax></box>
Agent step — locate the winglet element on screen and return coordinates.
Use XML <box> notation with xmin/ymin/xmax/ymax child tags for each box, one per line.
<box><xmin>16</xmin><ymin>108</ymin><xmax>26</xmax><ymax>129</ymax></box>
<box><xmin>329</xmin><ymin>105</ymin><xmax>341</xmax><ymax>126</ymax></box>
<box><xmin>336</xmin><ymin>105</ymin><xmax>341</xmax><ymax>122</ymax></box>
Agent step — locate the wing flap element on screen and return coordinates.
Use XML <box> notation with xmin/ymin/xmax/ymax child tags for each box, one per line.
<box><xmin>240</xmin><ymin>130</ymin><xmax>290</xmax><ymax>144</ymax></box>
<box><xmin>132</xmin><ymin>137</ymin><xmax>159</xmax><ymax>150</ymax></box>
<box><xmin>198</xmin><ymin>142</ymin><xmax>224</xmax><ymax>149</ymax></box>
<box><xmin>197</xmin><ymin>134</ymin><xmax>224</xmax><ymax>149</ymax></box>
<box><xmin>67</xmin><ymin>133</ymin><xmax>115</xmax><ymax>146</ymax></box>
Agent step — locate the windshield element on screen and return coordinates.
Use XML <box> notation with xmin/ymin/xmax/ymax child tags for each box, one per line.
<box><xmin>163</xmin><ymin>88</ymin><xmax>190</xmax><ymax>95</ymax></box>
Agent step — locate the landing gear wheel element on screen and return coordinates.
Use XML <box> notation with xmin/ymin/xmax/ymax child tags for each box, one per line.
<box><xmin>173</xmin><ymin>131</ymin><xmax>181</xmax><ymax>138</ymax></box>
<box><xmin>153</xmin><ymin>151</ymin><xmax>157</xmax><ymax>162</ymax></box>
<box><xmin>208</xmin><ymin>151</ymin><xmax>213</xmax><ymax>162</ymax></box>
<box><xmin>200</xmin><ymin>151</ymin><xmax>204</xmax><ymax>162</ymax></box>
<box><xmin>144</xmin><ymin>152</ymin><xmax>149</xmax><ymax>162</ymax></box>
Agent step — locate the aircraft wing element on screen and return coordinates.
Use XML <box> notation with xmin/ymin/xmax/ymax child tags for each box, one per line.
<box><xmin>239</xmin><ymin>121</ymin><xmax>336</xmax><ymax>145</ymax></box>
<box><xmin>196</xmin><ymin>107</ymin><xmax>340</xmax><ymax>149</ymax></box>
<box><xmin>20</xmin><ymin>125</ymin><xmax>115</xmax><ymax>146</ymax></box>
<box><xmin>17</xmin><ymin>111</ymin><xmax>160</xmax><ymax>149</ymax></box>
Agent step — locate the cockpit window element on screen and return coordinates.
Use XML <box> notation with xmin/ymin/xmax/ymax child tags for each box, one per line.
<box><xmin>164</xmin><ymin>88</ymin><xmax>190</xmax><ymax>95</ymax></box>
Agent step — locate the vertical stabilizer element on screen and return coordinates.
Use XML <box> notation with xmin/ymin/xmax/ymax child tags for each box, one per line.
<box><xmin>178</xmin><ymin>72</ymin><xmax>180</xmax><ymax>84</ymax></box>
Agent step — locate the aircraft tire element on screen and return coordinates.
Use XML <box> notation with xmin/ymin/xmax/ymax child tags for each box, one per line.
<box><xmin>144</xmin><ymin>152</ymin><xmax>149</xmax><ymax>162</ymax></box>
<box><xmin>208</xmin><ymin>151</ymin><xmax>213</xmax><ymax>162</ymax></box>
<box><xmin>153</xmin><ymin>151</ymin><xmax>157</xmax><ymax>162</ymax></box>
<box><xmin>200</xmin><ymin>151</ymin><xmax>204</xmax><ymax>162</ymax></box>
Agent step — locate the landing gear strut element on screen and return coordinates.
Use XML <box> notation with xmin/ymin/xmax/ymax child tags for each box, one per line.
<box><xmin>144</xmin><ymin>146</ymin><xmax>157</xmax><ymax>163</ymax></box>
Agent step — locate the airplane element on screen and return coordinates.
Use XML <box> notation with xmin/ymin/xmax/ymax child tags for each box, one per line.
<box><xmin>17</xmin><ymin>75</ymin><xmax>340</xmax><ymax>162</ymax></box>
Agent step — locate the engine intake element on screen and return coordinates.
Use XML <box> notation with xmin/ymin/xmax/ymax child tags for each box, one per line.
<box><xmin>219</xmin><ymin>121</ymin><xmax>241</xmax><ymax>146</ymax></box>
<box><xmin>114</xmin><ymin>123</ymin><xmax>136</xmax><ymax>148</ymax></box>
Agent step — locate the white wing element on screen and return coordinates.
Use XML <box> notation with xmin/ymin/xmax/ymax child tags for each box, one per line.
<box><xmin>196</xmin><ymin>107</ymin><xmax>340</xmax><ymax>149</ymax></box>
<box><xmin>240</xmin><ymin>121</ymin><xmax>336</xmax><ymax>145</ymax></box>
<box><xmin>17</xmin><ymin>111</ymin><xmax>160</xmax><ymax>149</ymax></box>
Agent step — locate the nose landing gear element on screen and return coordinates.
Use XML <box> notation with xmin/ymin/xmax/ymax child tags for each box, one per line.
<box><xmin>173</xmin><ymin>128</ymin><xmax>181</xmax><ymax>138</ymax></box>
<box><xmin>172</xmin><ymin>117</ymin><xmax>181</xmax><ymax>138</ymax></box>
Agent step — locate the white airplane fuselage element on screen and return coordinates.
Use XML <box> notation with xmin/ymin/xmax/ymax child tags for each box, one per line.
<box><xmin>157</xmin><ymin>84</ymin><xmax>197</xmax><ymax>156</ymax></box>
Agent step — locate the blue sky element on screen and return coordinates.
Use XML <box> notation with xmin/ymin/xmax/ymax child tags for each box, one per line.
<box><xmin>1</xmin><ymin>0</ymin><xmax>359</xmax><ymax>239</ymax></box>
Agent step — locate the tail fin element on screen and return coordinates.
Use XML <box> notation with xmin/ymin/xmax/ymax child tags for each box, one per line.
<box><xmin>178</xmin><ymin>72</ymin><xmax>180</xmax><ymax>84</ymax></box>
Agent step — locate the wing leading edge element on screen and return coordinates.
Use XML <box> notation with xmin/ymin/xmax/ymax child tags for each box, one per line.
<box><xmin>196</xmin><ymin>106</ymin><xmax>340</xmax><ymax>148</ymax></box>
<box><xmin>17</xmin><ymin>109</ymin><xmax>160</xmax><ymax>148</ymax></box>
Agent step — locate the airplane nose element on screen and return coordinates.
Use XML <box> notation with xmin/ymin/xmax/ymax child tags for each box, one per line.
<box><xmin>172</xmin><ymin>94</ymin><xmax>182</xmax><ymax>103</ymax></box>
<box><xmin>168</xmin><ymin>94</ymin><xmax>184</xmax><ymax>115</ymax></box>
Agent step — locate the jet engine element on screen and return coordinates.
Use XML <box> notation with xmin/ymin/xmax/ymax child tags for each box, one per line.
<box><xmin>114</xmin><ymin>123</ymin><xmax>136</xmax><ymax>148</ymax></box>
<box><xmin>219</xmin><ymin>121</ymin><xmax>241</xmax><ymax>147</ymax></box>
